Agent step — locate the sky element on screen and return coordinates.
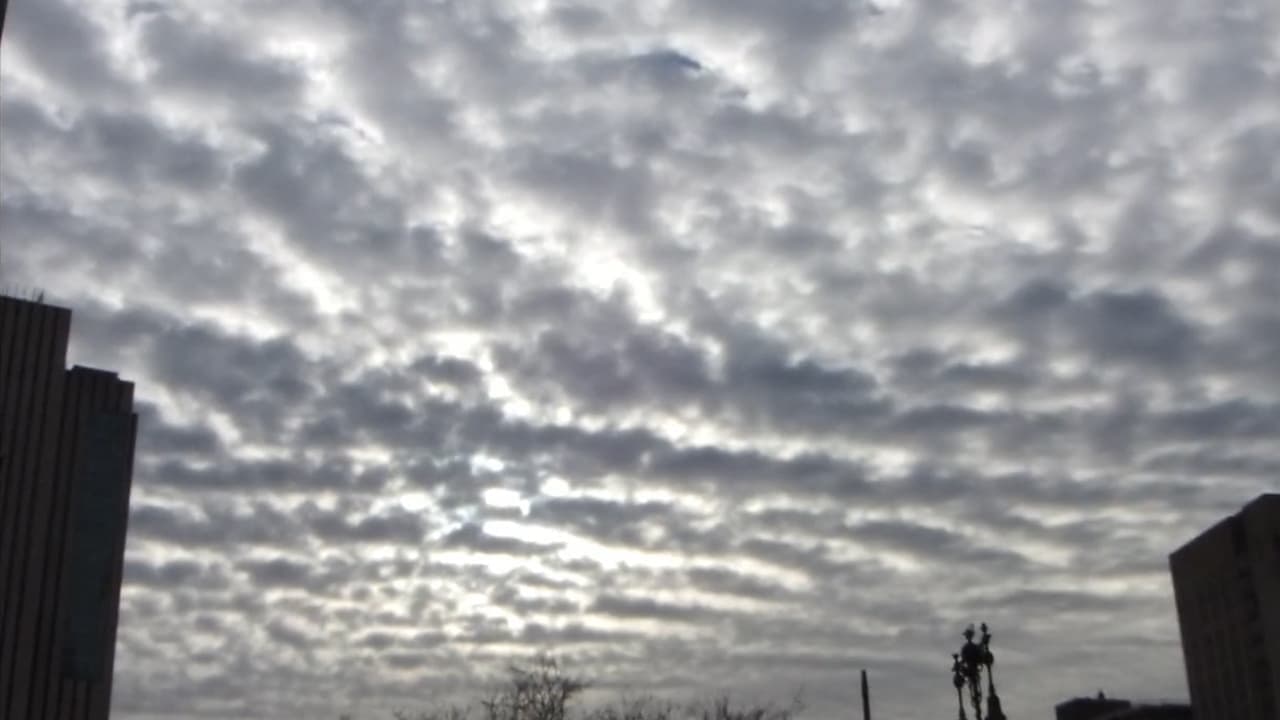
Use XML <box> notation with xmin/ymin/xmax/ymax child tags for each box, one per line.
<box><xmin>2</xmin><ymin>0</ymin><xmax>1279</xmax><ymax>718</ymax></box>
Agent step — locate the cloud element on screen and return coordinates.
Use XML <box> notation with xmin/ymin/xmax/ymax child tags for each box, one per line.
<box><xmin>4</xmin><ymin>0</ymin><xmax>1278</xmax><ymax>718</ymax></box>
<box><xmin>136</xmin><ymin>11</ymin><xmax>305</xmax><ymax>106</ymax></box>
<box><xmin>2</xmin><ymin>0</ymin><xmax>124</xmax><ymax>99</ymax></box>
<box><xmin>591</xmin><ymin>594</ymin><xmax>717</xmax><ymax>624</ymax></box>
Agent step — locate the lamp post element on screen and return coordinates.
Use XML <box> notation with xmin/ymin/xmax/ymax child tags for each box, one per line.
<box><xmin>949</xmin><ymin>623</ymin><xmax>1006</xmax><ymax>720</ymax></box>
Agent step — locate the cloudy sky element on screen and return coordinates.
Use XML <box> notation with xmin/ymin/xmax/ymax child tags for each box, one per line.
<box><xmin>3</xmin><ymin>0</ymin><xmax>1279</xmax><ymax>718</ymax></box>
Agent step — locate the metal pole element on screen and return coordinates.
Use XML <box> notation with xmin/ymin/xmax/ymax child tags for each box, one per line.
<box><xmin>860</xmin><ymin>669</ymin><xmax>871</xmax><ymax>720</ymax></box>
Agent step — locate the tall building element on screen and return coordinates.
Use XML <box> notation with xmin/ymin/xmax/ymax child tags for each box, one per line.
<box><xmin>1</xmin><ymin>295</ymin><xmax>138</xmax><ymax>720</ymax></box>
<box><xmin>1169</xmin><ymin>493</ymin><xmax>1280</xmax><ymax>720</ymax></box>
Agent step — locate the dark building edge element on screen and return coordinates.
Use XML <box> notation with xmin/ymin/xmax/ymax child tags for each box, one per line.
<box><xmin>1</xmin><ymin>296</ymin><xmax>138</xmax><ymax>720</ymax></box>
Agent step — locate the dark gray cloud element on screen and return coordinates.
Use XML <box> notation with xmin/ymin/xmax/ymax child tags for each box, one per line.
<box><xmin>124</xmin><ymin>557</ymin><xmax>227</xmax><ymax>590</ymax></box>
<box><xmin>591</xmin><ymin>594</ymin><xmax>719</xmax><ymax>624</ymax></box>
<box><xmin>129</xmin><ymin>500</ymin><xmax>302</xmax><ymax>547</ymax></box>
<box><xmin>137</xmin><ymin>9</ymin><xmax>306</xmax><ymax>106</ymax></box>
<box><xmin>4</xmin><ymin>0</ymin><xmax>1277</xmax><ymax>718</ymax></box>
<box><xmin>3</xmin><ymin>0</ymin><xmax>125</xmax><ymax>99</ymax></box>
<box><xmin>239</xmin><ymin>556</ymin><xmax>318</xmax><ymax>588</ymax></box>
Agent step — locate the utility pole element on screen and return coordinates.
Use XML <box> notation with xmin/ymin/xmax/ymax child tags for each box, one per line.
<box><xmin>860</xmin><ymin>669</ymin><xmax>871</xmax><ymax>720</ymax></box>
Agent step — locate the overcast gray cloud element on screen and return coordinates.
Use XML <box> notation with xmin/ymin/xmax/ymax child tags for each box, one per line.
<box><xmin>2</xmin><ymin>0</ymin><xmax>1278</xmax><ymax>718</ymax></box>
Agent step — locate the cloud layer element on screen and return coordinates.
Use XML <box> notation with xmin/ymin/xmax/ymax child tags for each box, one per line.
<box><xmin>3</xmin><ymin>0</ymin><xmax>1278</xmax><ymax>718</ymax></box>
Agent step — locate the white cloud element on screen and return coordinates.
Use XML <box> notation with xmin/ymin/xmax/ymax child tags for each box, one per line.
<box><xmin>4</xmin><ymin>0</ymin><xmax>1278</xmax><ymax>718</ymax></box>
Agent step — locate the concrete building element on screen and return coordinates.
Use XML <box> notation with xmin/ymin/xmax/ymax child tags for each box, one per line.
<box><xmin>1169</xmin><ymin>493</ymin><xmax>1280</xmax><ymax>720</ymax></box>
<box><xmin>1</xmin><ymin>295</ymin><xmax>138</xmax><ymax>720</ymax></box>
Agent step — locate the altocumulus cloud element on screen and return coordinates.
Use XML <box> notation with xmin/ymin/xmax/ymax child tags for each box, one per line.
<box><xmin>2</xmin><ymin>0</ymin><xmax>1278</xmax><ymax>718</ymax></box>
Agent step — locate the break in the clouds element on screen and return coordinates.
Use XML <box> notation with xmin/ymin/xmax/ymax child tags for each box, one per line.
<box><xmin>2</xmin><ymin>0</ymin><xmax>1278</xmax><ymax>718</ymax></box>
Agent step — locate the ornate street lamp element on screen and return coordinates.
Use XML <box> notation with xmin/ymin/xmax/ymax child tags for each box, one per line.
<box><xmin>949</xmin><ymin>623</ymin><xmax>1006</xmax><ymax>720</ymax></box>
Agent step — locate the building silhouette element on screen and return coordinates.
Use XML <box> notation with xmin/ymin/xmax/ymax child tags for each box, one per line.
<box><xmin>1056</xmin><ymin>694</ymin><xmax>1190</xmax><ymax>720</ymax></box>
<box><xmin>1055</xmin><ymin>693</ymin><xmax>1131</xmax><ymax>720</ymax></box>
<box><xmin>1169</xmin><ymin>493</ymin><xmax>1280</xmax><ymax>720</ymax></box>
<box><xmin>1100</xmin><ymin>705</ymin><xmax>1191</xmax><ymax>720</ymax></box>
<box><xmin>1</xmin><ymin>295</ymin><xmax>138</xmax><ymax>720</ymax></box>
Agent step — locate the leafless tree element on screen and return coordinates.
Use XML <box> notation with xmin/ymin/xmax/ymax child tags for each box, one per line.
<box><xmin>480</xmin><ymin>654</ymin><xmax>589</xmax><ymax>720</ymax></box>
<box><xmin>387</xmin><ymin>655</ymin><xmax>803</xmax><ymax>720</ymax></box>
<box><xmin>691</xmin><ymin>692</ymin><xmax>804</xmax><ymax>720</ymax></box>
<box><xmin>585</xmin><ymin>694</ymin><xmax>677</xmax><ymax>720</ymax></box>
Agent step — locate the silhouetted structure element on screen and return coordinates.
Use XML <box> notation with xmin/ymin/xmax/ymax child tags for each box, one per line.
<box><xmin>0</xmin><ymin>295</ymin><xmax>138</xmax><ymax>720</ymax></box>
<box><xmin>949</xmin><ymin>622</ymin><xmax>1006</xmax><ymax>720</ymax></box>
<box><xmin>1055</xmin><ymin>693</ymin><xmax>1131</xmax><ymax>720</ymax></box>
<box><xmin>1099</xmin><ymin>704</ymin><xmax>1191</xmax><ymax>720</ymax></box>
<box><xmin>860</xmin><ymin>668</ymin><xmax>871</xmax><ymax>720</ymax></box>
<box><xmin>1056</xmin><ymin>694</ymin><xmax>1190</xmax><ymax>720</ymax></box>
<box><xmin>1169</xmin><ymin>494</ymin><xmax>1280</xmax><ymax>720</ymax></box>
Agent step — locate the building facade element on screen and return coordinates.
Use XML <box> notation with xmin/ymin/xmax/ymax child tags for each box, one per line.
<box><xmin>1169</xmin><ymin>493</ymin><xmax>1280</xmax><ymax>720</ymax></box>
<box><xmin>0</xmin><ymin>295</ymin><xmax>138</xmax><ymax>720</ymax></box>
